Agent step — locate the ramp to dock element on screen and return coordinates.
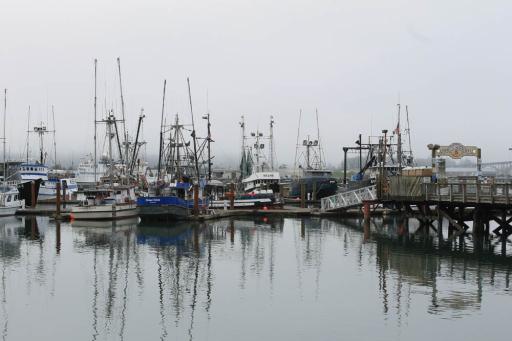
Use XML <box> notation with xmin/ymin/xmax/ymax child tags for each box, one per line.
<box><xmin>321</xmin><ymin>185</ymin><xmax>377</xmax><ymax>212</ymax></box>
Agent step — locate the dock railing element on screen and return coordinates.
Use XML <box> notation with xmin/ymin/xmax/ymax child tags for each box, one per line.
<box><xmin>424</xmin><ymin>182</ymin><xmax>511</xmax><ymax>205</ymax></box>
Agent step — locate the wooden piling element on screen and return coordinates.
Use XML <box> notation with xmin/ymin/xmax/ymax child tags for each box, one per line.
<box><xmin>312</xmin><ymin>181</ymin><xmax>317</xmax><ymax>201</ymax></box>
<box><xmin>229</xmin><ymin>183</ymin><xmax>235</xmax><ymax>210</ymax></box>
<box><xmin>193</xmin><ymin>184</ymin><xmax>199</xmax><ymax>216</ymax></box>
<box><xmin>55</xmin><ymin>182</ymin><xmax>61</xmax><ymax>219</ymax></box>
<box><xmin>300</xmin><ymin>182</ymin><xmax>306</xmax><ymax>208</ymax></box>
<box><xmin>62</xmin><ymin>182</ymin><xmax>67</xmax><ymax>209</ymax></box>
<box><xmin>363</xmin><ymin>201</ymin><xmax>371</xmax><ymax>221</ymax></box>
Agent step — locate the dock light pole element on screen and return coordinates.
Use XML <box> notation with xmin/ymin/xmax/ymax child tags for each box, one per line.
<box><xmin>343</xmin><ymin>147</ymin><xmax>349</xmax><ymax>185</ymax></box>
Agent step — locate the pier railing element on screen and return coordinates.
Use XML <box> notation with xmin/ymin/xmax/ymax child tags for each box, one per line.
<box><xmin>321</xmin><ymin>185</ymin><xmax>377</xmax><ymax>211</ymax></box>
<box><xmin>423</xmin><ymin>183</ymin><xmax>512</xmax><ymax>205</ymax></box>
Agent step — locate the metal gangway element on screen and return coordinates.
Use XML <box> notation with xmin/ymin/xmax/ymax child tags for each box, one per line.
<box><xmin>321</xmin><ymin>185</ymin><xmax>377</xmax><ymax>212</ymax></box>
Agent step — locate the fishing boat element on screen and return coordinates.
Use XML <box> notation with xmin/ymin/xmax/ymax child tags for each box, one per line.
<box><xmin>239</xmin><ymin>116</ymin><xmax>281</xmax><ymax>194</ymax></box>
<box><xmin>0</xmin><ymin>90</ymin><xmax>24</xmax><ymax>215</ymax></box>
<box><xmin>75</xmin><ymin>154</ymin><xmax>108</xmax><ymax>188</ymax></box>
<box><xmin>139</xmin><ymin>79</ymin><xmax>210</xmax><ymax>221</ymax></box>
<box><xmin>138</xmin><ymin>181</ymin><xmax>208</xmax><ymax>221</ymax></box>
<box><xmin>71</xmin><ymin>186</ymin><xmax>137</xmax><ymax>220</ymax></box>
<box><xmin>0</xmin><ymin>186</ymin><xmax>24</xmax><ymax>216</ymax></box>
<box><xmin>289</xmin><ymin>110</ymin><xmax>337</xmax><ymax>199</ymax></box>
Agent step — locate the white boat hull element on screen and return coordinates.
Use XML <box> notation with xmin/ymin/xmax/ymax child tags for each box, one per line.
<box><xmin>0</xmin><ymin>206</ymin><xmax>19</xmax><ymax>217</ymax></box>
<box><xmin>71</xmin><ymin>203</ymin><xmax>138</xmax><ymax>220</ymax></box>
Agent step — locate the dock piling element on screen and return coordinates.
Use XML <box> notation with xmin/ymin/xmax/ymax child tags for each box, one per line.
<box><xmin>55</xmin><ymin>182</ymin><xmax>61</xmax><ymax>219</ymax></box>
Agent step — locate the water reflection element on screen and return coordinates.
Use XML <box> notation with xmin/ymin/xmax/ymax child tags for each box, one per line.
<box><xmin>0</xmin><ymin>216</ymin><xmax>511</xmax><ymax>340</ymax></box>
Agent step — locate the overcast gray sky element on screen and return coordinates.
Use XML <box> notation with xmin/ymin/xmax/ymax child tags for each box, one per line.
<box><xmin>1</xmin><ymin>0</ymin><xmax>511</xmax><ymax>167</ymax></box>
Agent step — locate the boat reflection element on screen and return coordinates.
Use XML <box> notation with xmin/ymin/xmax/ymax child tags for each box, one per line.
<box><xmin>1</xmin><ymin>215</ymin><xmax>512</xmax><ymax>340</ymax></box>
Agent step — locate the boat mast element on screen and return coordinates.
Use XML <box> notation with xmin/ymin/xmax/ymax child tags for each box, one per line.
<box><xmin>3</xmin><ymin>89</ymin><xmax>6</xmax><ymax>184</ymax></box>
<box><xmin>406</xmin><ymin>105</ymin><xmax>413</xmax><ymax>162</ymax></box>
<box><xmin>107</xmin><ymin>113</ymin><xmax>114</xmax><ymax>184</ymax></box>
<box><xmin>269</xmin><ymin>116</ymin><xmax>275</xmax><ymax>170</ymax></box>
<box><xmin>293</xmin><ymin>109</ymin><xmax>302</xmax><ymax>174</ymax></box>
<box><xmin>187</xmin><ymin>78</ymin><xmax>200</xmax><ymax>184</ymax></box>
<box><xmin>205</xmin><ymin>112</ymin><xmax>212</xmax><ymax>180</ymax></box>
<box><xmin>315</xmin><ymin>108</ymin><xmax>323</xmax><ymax>168</ymax></box>
<box><xmin>157</xmin><ymin>79</ymin><xmax>166</xmax><ymax>182</ymax></box>
<box><xmin>52</xmin><ymin>105</ymin><xmax>57</xmax><ymax>168</ymax></box>
<box><xmin>306</xmin><ymin>135</ymin><xmax>311</xmax><ymax>169</ymax></box>
<box><xmin>26</xmin><ymin>106</ymin><xmax>31</xmax><ymax>162</ymax></box>
<box><xmin>116</xmin><ymin>57</ymin><xmax>127</xmax><ymax>167</ymax></box>
<box><xmin>94</xmin><ymin>58</ymin><xmax>98</xmax><ymax>184</ymax></box>
<box><xmin>396</xmin><ymin>103</ymin><xmax>402</xmax><ymax>170</ymax></box>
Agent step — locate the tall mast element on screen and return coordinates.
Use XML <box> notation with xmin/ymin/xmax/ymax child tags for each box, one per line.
<box><xmin>406</xmin><ymin>105</ymin><xmax>413</xmax><ymax>161</ymax></box>
<box><xmin>269</xmin><ymin>115</ymin><xmax>275</xmax><ymax>170</ymax></box>
<box><xmin>306</xmin><ymin>135</ymin><xmax>311</xmax><ymax>169</ymax></box>
<box><xmin>52</xmin><ymin>105</ymin><xmax>57</xmax><ymax>167</ymax></box>
<box><xmin>293</xmin><ymin>109</ymin><xmax>302</xmax><ymax>173</ymax></box>
<box><xmin>187</xmin><ymin>78</ymin><xmax>200</xmax><ymax>183</ymax></box>
<box><xmin>26</xmin><ymin>106</ymin><xmax>31</xmax><ymax>162</ymax></box>
<box><xmin>315</xmin><ymin>108</ymin><xmax>323</xmax><ymax>168</ymax></box>
<box><xmin>255</xmin><ymin>129</ymin><xmax>260</xmax><ymax>172</ymax></box>
<box><xmin>117</xmin><ymin>57</ymin><xmax>127</xmax><ymax>166</ymax></box>
<box><xmin>94</xmin><ymin>58</ymin><xmax>98</xmax><ymax>183</ymax></box>
<box><xmin>107</xmin><ymin>114</ymin><xmax>114</xmax><ymax>184</ymax></box>
<box><xmin>397</xmin><ymin>103</ymin><xmax>402</xmax><ymax>169</ymax></box>
<box><xmin>205</xmin><ymin>113</ymin><xmax>212</xmax><ymax>180</ymax></box>
<box><xmin>3</xmin><ymin>89</ymin><xmax>6</xmax><ymax>184</ymax></box>
<box><xmin>157</xmin><ymin>80</ymin><xmax>166</xmax><ymax>182</ymax></box>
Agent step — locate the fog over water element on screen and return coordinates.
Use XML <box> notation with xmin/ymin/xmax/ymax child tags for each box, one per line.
<box><xmin>1</xmin><ymin>0</ymin><xmax>511</xmax><ymax>167</ymax></box>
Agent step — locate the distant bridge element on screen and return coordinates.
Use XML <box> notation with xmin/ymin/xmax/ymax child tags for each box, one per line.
<box><xmin>481</xmin><ymin>161</ymin><xmax>512</xmax><ymax>174</ymax></box>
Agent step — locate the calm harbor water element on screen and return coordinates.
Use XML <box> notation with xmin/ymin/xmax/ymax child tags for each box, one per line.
<box><xmin>1</xmin><ymin>215</ymin><xmax>511</xmax><ymax>340</ymax></box>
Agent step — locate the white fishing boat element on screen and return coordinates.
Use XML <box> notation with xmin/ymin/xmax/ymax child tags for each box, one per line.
<box><xmin>76</xmin><ymin>154</ymin><xmax>108</xmax><ymax>188</ymax></box>
<box><xmin>241</xmin><ymin>171</ymin><xmax>280</xmax><ymax>193</ymax></box>
<box><xmin>71</xmin><ymin>186</ymin><xmax>137</xmax><ymax>220</ymax></box>
<box><xmin>17</xmin><ymin>162</ymin><xmax>78</xmax><ymax>201</ymax></box>
<box><xmin>0</xmin><ymin>90</ymin><xmax>24</xmax><ymax>216</ymax></box>
<box><xmin>0</xmin><ymin>186</ymin><xmax>24</xmax><ymax>216</ymax></box>
<box><xmin>239</xmin><ymin>116</ymin><xmax>280</xmax><ymax>194</ymax></box>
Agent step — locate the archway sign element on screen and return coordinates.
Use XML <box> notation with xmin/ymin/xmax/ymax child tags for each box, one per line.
<box><xmin>434</xmin><ymin>142</ymin><xmax>482</xmax><ymax>173</ymax></box>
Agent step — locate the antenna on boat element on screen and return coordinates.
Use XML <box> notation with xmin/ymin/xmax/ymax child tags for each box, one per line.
<box><xmin>116</xmin><ymin>57</ymin><xmax>127</xmax><ymax>167</ymax></box>
<box><xmin>52</xmin><ymin>105</ymin><xmax>57</xmax><ymax>168</ymax></box>
<box><xmin>187</xmin><ymin>77</ymin><xmax>200</xmax><ymax>184</ymax></box>
<box><xmin>94</xmin><ymin>58</ymin><xmax>98</xmax><ymax>184</ymax></box>
<box><xmin>3</xmin><ymin>89</ymin><xmax>6</xmax><ymax>184</ymax></box>
<box><xmin>157</xmin><ymin>79</ymin><xmax>166</xmax><ymax>182</ymax></box>
<box><xmin>293</xmin><ymin>109</ymin><xmax>302</xmax><ymax>175</ymax></box>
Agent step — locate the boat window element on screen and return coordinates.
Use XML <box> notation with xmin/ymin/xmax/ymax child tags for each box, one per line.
<box><xmin>14</xmin><ymin>195</ymin><xmax>18</xmax><ymax>201</ymax></box>
<box><xmin>6</xmin><ymin>195</ymin><xmax>11</xmax><ymax>202</ymax></box>
<box><xmin>30</xmin><ymin>167</ymin><xmax>33</xmax><ymax>171</ymax></box>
